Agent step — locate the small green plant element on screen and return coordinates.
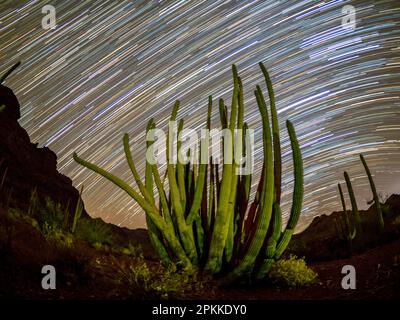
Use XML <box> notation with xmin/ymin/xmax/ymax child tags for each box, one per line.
<box><xmin>121</xmin><ymin>242</ymin><xmax>143</xmax><ymax>257</ymax></box>
<box><xmin>48</xmin><ymin>229</ymin><xmax>74</xmax><ymax>248</ymax></box>
<box><xmin>75</xmin><ymin>218</ymin><xmax>114</xmax><ymax>248</ymax></box>
<box><xmin>7</xmin><ymin>208</ymin><xmax>40</xmax><ymax>231</ymax></box>
<box><xmin>39</xmin><ymin>197</ymin><xmax>65</xmax><ymax>236</ymax></box>
<box><xmin>35</xmin><ymin>197</ymin><xmax>75</xmax><ymax>248</ymax></box>
<box><xmin>268</xmin><ymin>255</ymin><xmax>317</xmax><ymax>287</ymax></box>
<box><xmin>0</xmin><ymin>104</ymin><xmax>5</xmax><ymax>113</ymax></box>
<box><xmin>118</xmin><ymin>255</ymin><xmax>209</xmax><ymax>299</ymax></box>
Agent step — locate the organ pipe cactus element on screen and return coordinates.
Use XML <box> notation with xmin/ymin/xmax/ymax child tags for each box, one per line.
<box><xmin>337</xmin><ymin>183</ymin><xmax>356</xmax><ymax>242</ymax></box>
<box><xmin>360</xmin><ymin>154</ymin><xmax>384</xmax><ymax>232</ymax></box>
<box><xmin>73</xmin><ymin>63</ymin><xmax>304</xmax><ymax>282</ymax></box>
<box><xmin>344</xmin><ymin>171</ymin><xmax>362</xmax><ymax>234</ymax></box>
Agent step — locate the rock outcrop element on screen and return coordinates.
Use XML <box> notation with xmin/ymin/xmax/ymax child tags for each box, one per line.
<box><xmin>0</xmin><ymin>84</ymin><xmax>82</xmax><ymax>217</ymax></box>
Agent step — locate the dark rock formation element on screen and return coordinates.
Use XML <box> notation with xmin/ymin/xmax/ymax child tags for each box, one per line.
<box><xmin>0</xmin><ymin>83</ymin><xmax>154</xmax><ymax>256</ymax></box>
<box><xmin>288</xmin><ymin>194</ymin><xmax>400</xmax><ymax>262</ymax></box>
<box><xmin>0</xmin><ymin>84</ymin><xmax>82</xmax><ymax>218</ymax></box>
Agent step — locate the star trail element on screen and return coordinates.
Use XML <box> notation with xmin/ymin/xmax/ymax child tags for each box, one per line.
<box><xmin>1</xmin><ymin>0</ymin><xmax>399</xmax><ymax>231</ymax></box>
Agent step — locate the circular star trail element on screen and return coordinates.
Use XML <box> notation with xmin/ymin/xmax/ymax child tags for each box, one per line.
<box><xmin>1</xmin><ymin>0</ymin><xmax>399</xmax><ymax>231</ymax></box>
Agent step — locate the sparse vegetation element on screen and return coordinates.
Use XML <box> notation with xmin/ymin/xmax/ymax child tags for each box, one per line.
<box><xmin>39</xmin><ymin>197</ymin><xmax>67</xmax><ymax>237</ymax></box>
<box><xmin>120</xmin><ymin>242</ymin><xmax>143</xmax><ymax>257</ymax></box>
<box><xmin>117</xmin><ymin>254</ymin><xmax>210</xmax><ymax>299</ymax></box>
<box><xmin>268</xmin><ymin>255</ymin><xmax>317</xmax><ymax>287</ymax></box>
<box><xmin>75</xmin><ymin>217</ymin><xmax>114</xmax><ymax>249</ymax></box>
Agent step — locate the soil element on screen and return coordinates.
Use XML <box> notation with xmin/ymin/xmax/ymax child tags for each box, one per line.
<box><xmin>0</xmin><ymin>207</ymin><xmax>399</xmax><ymax>300</ymax></box>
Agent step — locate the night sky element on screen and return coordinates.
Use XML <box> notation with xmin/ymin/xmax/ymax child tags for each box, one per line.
<box><xmin>1</xmin><ymin>0</ymin><xmax>399</xmax><ymax>231</ymax></box>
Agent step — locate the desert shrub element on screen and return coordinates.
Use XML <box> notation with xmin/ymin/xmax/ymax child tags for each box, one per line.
<box><xmin>268</xmin><ymin>255</ymin><xmax>317</xmax><ymax>287</ymax></box>
<box><xmin>120</xmin><ymin>242</ymin><xmax>142</xmax><ymax>257</ymax></box>
<box><xmin>39</xmin><ymin>197</ymin><xmax>65</xmax><ymax>235</ymax></box>
<box><xmin>47</xmin><ymin>229</ymin><xmax>74</xmax><ymax>248</ymax></box>
<box><xmin>118</xmin><ymin>255</ymin><xmax>208</xmax><ymax>299</ymax></box>
<box><xmin>75</xmin><ymin>218</ymin><xmax>114</xmax><ymax>248</ymax></box>
<box><xmin>7</xmin><ymin>208</ymin><xmax>40</xmax><ymax>231</ymax></box>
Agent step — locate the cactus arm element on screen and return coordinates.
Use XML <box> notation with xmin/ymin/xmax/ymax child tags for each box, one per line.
<box><xmin>166</xmin><ymin>101</ymin><xmax>197</xmax><ymax>263</ymax></box>
<box><xmin>166</xmin><ymin>101</ymin><xmax>185</xmax><ymax>219</ymax></box>
<box><xmin>338</xmin><ymin>182</ymin><xmax>355</xmax><ymax>240</ymax></box>
<box><xmin>259</xmin><ymin>62</ymin><xmax>282</xmax><ymax>204</ymax></box>
<box><xmin>152</xmin><ymin>163</ymin><xmax>173</xmax><ymax>225</ymax></box>
<box><xmin>187</xmin><ymin>97</ymin><xmax>213</xmax><ymax>259</ymax></box>
<box><xmin>273</xmin><ymin>120</ymin><xmax>303</xmax><ymax>260</ymax></box>
<box><xmin>0</xmin><ymin>61</ymin><xmax>21</xmax><ymax>84</ymax></box>
<box><xmin>146</xmin><ymin>120</ymin><xmax>173</xmax><ymax>226</ymax></box>
<box><xmin>225</xmin><ymin>74</ymin><xmax>243</xmax><ymax>263</ymax></box>
<box><xmin>144</xmin><ymin>120</ymin><xmax>171</xmax><ymax>266</ymax></box>
<box><xmin>232</xmin><ymin>123</ymin><xmax>252</xmax><ymax>257</ymax></box>
<box><xmin>360</xmin><ymin>154</ymin><xmax>384</xmax><ymax>231</ymax></box>
<box><xmin>338</xmin><ymin>183</ymin><xmax>347</xmax><ymax>213</ymax></box>
<box><xmin>177</xmin><ymin>119</ymin><xmax>187</xmax><ymax>210</ymax></box>
<box><xmin>219</xmin><ymin>99</ymin><xmax>228</xmax><ymax>129</ymax></box>
<box><xmin>73</xmin><ymin>152</ymin><xmax>192</xmax><ymax>266</ymax></box>
<box><xmin>73</xmin><ymin>153</ymin><xmax>163</xmax><ymax>227</ymax></box>
<box><xmin>256</xmin><ymin>202</ymin><xmax>282</xmax><ymax>279</ymax></box>
<box><xmin>208</xmin><ymin>158</ymin><xmax>215</xmax><ymax>228</ymax></box>
<box><xmin>123</xmin><ymin>133</ymin><xmax>154</xmax><ymax>205</ymax></box>
<box><xmin>185</xmin><ymin>97</ymin><xmax>212</xmax><ymax>225</ymax></box>
<box><xmin>206</xmin><ymin>65</ymin><xmax>239</xmax><ymax>273</ymax></box>
<box><xmin>344</xmin><ymin>171</ymin><xmax>362</xmax><ymax>229</ymax></box>
<box><xmin>226</xmin><ymin>85</ymin><xmax>274</xmax><ymax>280</ymax></box>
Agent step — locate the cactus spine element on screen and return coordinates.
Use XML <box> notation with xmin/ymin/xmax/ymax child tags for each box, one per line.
<box><xmin>73</xmin><ymin>63</ymin><xmax>304</xmax><ymax>282</ymax></box>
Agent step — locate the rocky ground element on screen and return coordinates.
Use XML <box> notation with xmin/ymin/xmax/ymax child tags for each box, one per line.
<box><xmin>0</xmin><ymin>204</ymin><xmax>399</xmax><ymax>300</ymax></box>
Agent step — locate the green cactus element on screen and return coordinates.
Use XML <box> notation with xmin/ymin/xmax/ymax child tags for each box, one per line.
<box><xmin>73</xmin><ymin>62</ymin><xmax>304</xmax><ymax>282</ymax></box>
<box><xmin>343</xmin><ymin>171</ymin><xmax>362</xmax><ymax>235</ymax></box>
<box><xmin>71</xmin><ymin>185</ymin><xmax>84</xmax><ymax>234</ymax></box>
<box><xmin>360</xmin><ymin>154</ymin><xmax>384</xmax><ymax>232</ymax></box>
<box><xmin>337</xmin><ymin>183</ymin><xmax>356</xmax><ymax>243</ymax></box>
